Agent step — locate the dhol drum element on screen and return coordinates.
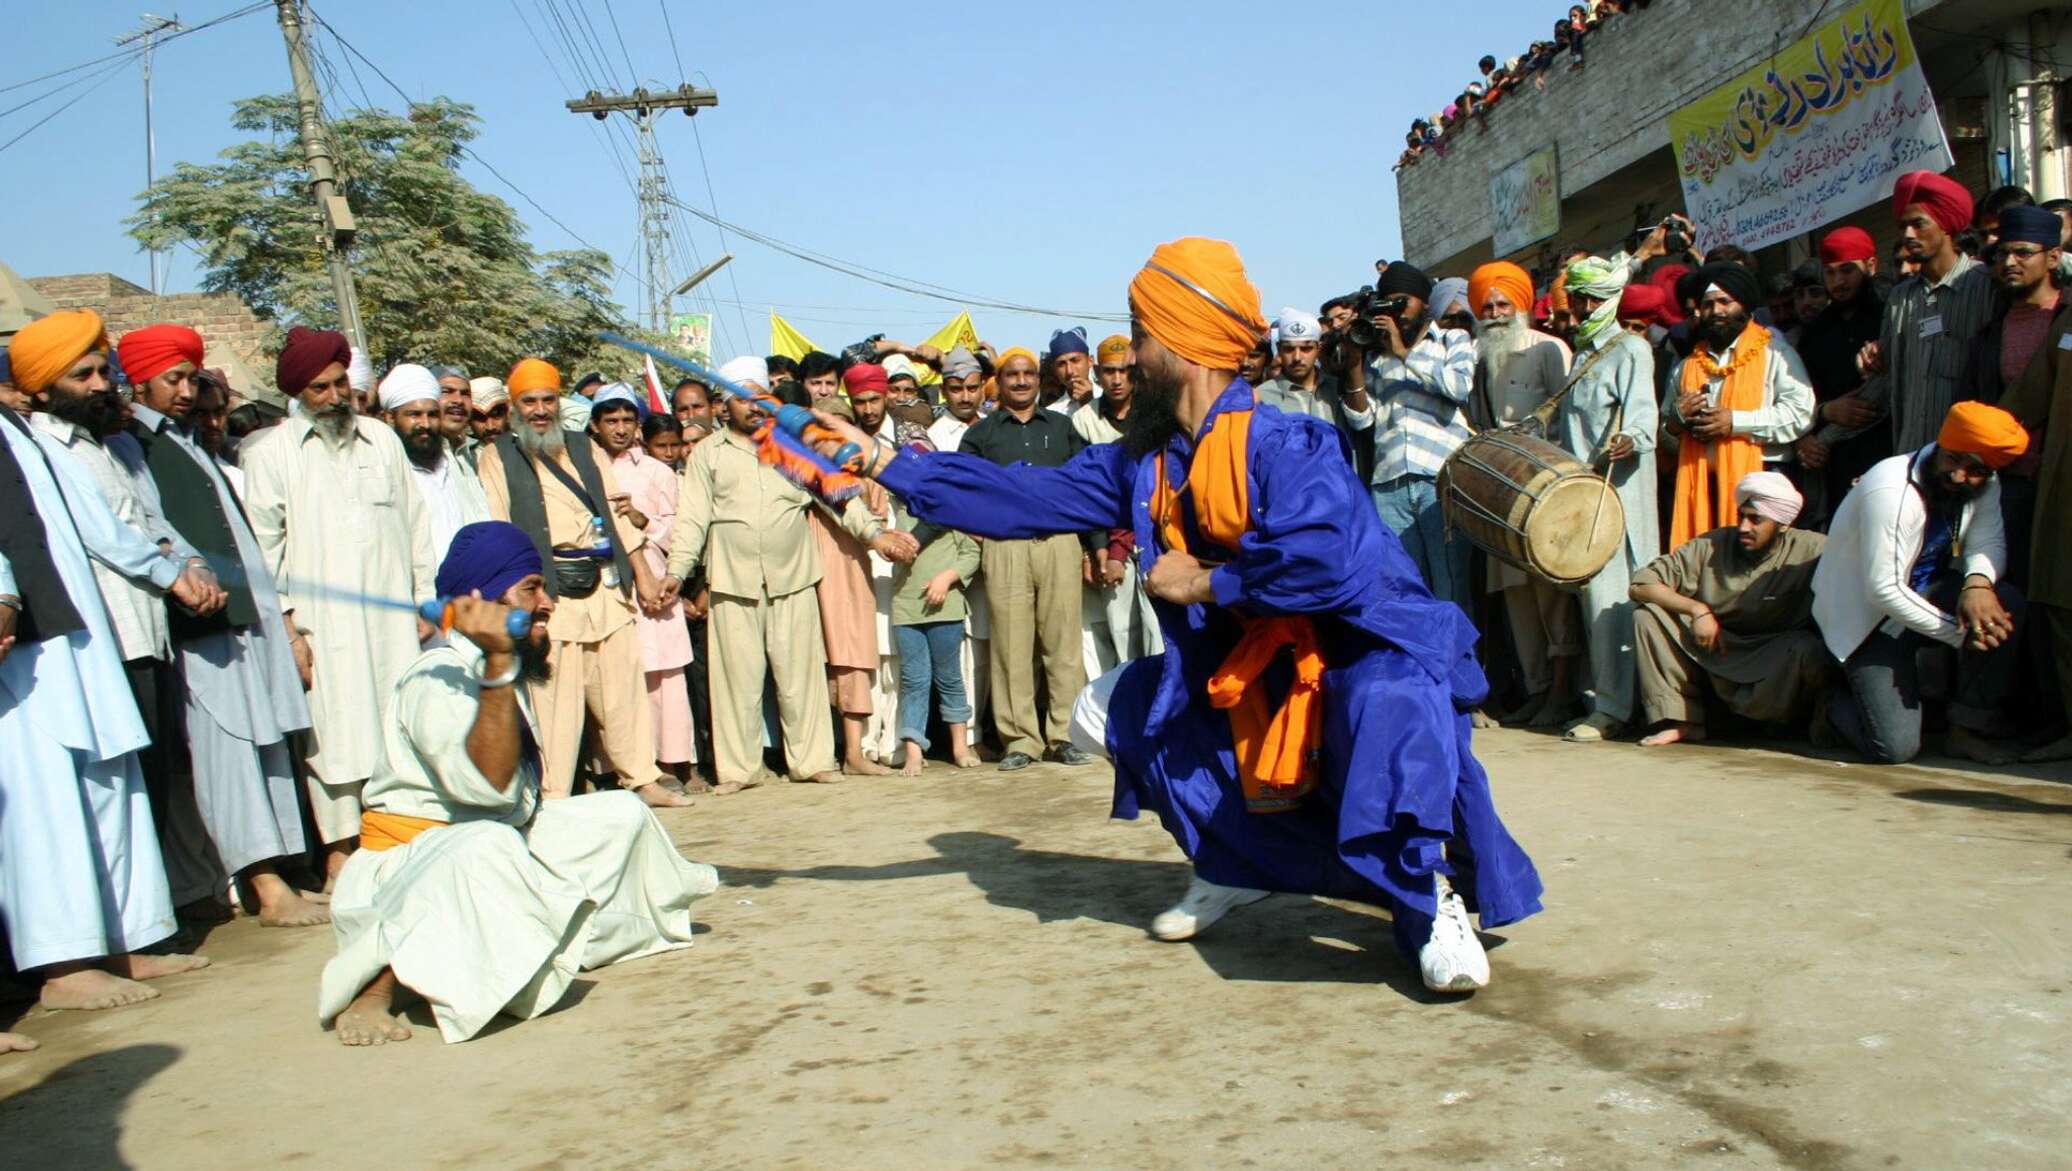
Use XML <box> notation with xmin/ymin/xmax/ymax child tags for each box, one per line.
<box><xmin>1438</xmin><ymin>428</ymin><xmax>1625</xmax><ymax>586</ymax></box>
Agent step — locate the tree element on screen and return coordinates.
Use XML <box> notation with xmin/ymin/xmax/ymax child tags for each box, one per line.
<box><xmin>129</xmin><ymin>93</ymin><xmax>646</xmax><ymax>379</ymax></box>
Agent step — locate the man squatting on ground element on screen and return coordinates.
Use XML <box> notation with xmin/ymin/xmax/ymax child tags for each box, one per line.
<box><xmin>802</xmin><ymin>237</ymin><xmax>1543</xmax><ymax>993</ymax></box>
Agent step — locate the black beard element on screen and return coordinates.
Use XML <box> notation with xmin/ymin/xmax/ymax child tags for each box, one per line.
<box><xmin>1924</xmin><ymin>472</ymin><xmax>1986</xmax><ymax>508</ymax></box>
<box><xmin>517</xmin><ymin>633</ymin><xmax>554</xmax><ymax>683</ymax></box>
<box><xmin>1392</xmin><ymin>310</ymin><xmax>1430</xmax><ymax>344</ymax></box>
<box><xmin>1122</xmin><ymin>375</ymin><xmax>1183</xmax><ymax>460</ymax></box>
<box><xmin>49</xmin><ymin>388</ymin><xmax>124</xmax><ymax>436</ymax></box>
<box><xmin>402</xmin><ymin>428</ymin><xmax>445</xmax><ymax>469</ymax></box>
<box><xmin>1697</xmin><ymin>313</ymin><xmax>1750</xmax><ymax>352</ymax></box>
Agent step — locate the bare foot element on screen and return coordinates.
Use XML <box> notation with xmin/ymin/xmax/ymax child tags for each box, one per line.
<box><xmin>843</xmin><ymin>755</ymin><xmax>892</xmax><ymax>777</ymax></box>
<box><xmin>335</xmin><ymin>988</ymin><xmax>412</xmax><ymax>1047</ymax></box>
<box><xmin>39</xmin><ymin>968</ymin><xmax>159</xmax><ymax>1011</ymax></box>
<box><xmin>2021</xmin><ymin>734</ymin><xmax>2072</xmax><ymax>763</ymax></box>
<box><xmin>106</xmin><ymin>953</ymin><xmax>210</xmax><ymax>981</ymax></box>
<box><xmin>952</xmin><ymin>752</ymin><xmax>982</xmax><ymax>769</ymax></box>
<box><xmin>299</xmin><ymin>889</ymin><xmax>332</xmax><ymax>905</ymax></box>
<box><xmin>634</xmin><ymin>782</ymin><xmax>693</xmax><ymax>808</ymax></box>
<box><xmin>796</xmin><ymin>771</ymin><xmax>843</xmax><ymax>785</ymax></box>
<box><xmin>1470</xmin><ymin>708</ymin><xmax>1497</xmax><ymax>729</ymax></box>
<box><xmin>898</xmin><ymin>744</ymin><xmax>925</xmax><ymax>776</ymax></box>
<box><xmin>259</xmin><ymin>891</ymin><xmax>332</xmax><ymax>928</ymax></box>
<box><xmin>0</xmin><ymin>1031</ymin><xmax>37</xmax><ymax>1054</ymax></box>
<box><xmin>1947</xmin><ymin>726</ymin><xmax>2019</xmax><ymax>766</ymax></box>
<box><xmin>1639</xmin><ymin>722</ymin><xmax>1706</xmax><ymax>747</ymax></box>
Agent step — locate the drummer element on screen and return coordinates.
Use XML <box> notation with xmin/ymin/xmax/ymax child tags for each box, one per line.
<box><xmin>1467</xmin><ymin>261</ymin><xmax>1581</xmax><ymax>729</ymax></box>
<box><xmin>1555</xmin><ymin>255</ymin><xmax>1662</xmax><ymax>744</ymax></box>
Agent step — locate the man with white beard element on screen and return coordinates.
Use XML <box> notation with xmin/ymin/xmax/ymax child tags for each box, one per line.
<box><xmin>241</xmin><ymin>327</ymin><xmax>437</xmax><ymax>884</ymax></box>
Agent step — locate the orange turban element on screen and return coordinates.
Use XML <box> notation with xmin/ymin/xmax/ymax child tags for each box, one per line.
<box><xmin>1126</xmin><ymin>237</ymin><xmax>1266</xmax><ymax>371</ymax></box>
<box><xmin>117</xmin><ymin>323</ymin><xmax>205</xmax><ymax>385</ymax></box>
<box><xmin>1467</xmin><ymin>262</ymin><xmax>1533</xmax><ymax>319</ymax></box>
<box><xmin>1096</xmin><ymin>334</ymin><xmax>1131</xmax><ymax>364</ymax></box>
<box><xmin>506</xmin><ymin>357</ymin><xmax>561</xmax><ymax>394</ymax></box>
<box><xmin>1937</xmin><ymin>402</ymin><xmax>2029</xmax><ymax>469</ymax></box>
<box><xmin>995</xmin><ymin>346</ymin><xmax>1038</xmax><ymax>372</ymax></box>
<box><xmin>10</xmin><ymin>309</ymin><xmax>109</xmax><ymax>393</ymax></box>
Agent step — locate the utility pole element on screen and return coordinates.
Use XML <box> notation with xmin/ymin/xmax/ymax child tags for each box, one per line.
<box><xmin>274</xmin><ymin>0</ymin><xmax>365</xmax><ymax>352</ymax></box>
<box><xmin>566</xmin><ymin>85</ymin><xmax>719</xmax><ymax>333</ymax></box>
<box><xmin>116</xmin><ymin>12</ymin><xmax>185</xmax><ymax>295</ymax></box>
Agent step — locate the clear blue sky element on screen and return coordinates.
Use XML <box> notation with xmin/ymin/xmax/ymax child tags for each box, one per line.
<box><xmin>8</xmin><ymin>0</ymin><xmax>1562</xmax><ymax>357</ymax></box>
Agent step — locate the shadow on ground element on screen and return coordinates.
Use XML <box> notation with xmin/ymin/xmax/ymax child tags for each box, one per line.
<box><xmin>723</xmin><ymin>831</ymin><xmax>1471</xmax><ymax>1002</ymax></box>
<box><xmin>0</xmin><ymin>1042</ymin><xmax>180</xmax><ymax>1169</ymax></box>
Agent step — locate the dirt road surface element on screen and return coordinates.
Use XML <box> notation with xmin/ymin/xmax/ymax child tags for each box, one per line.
<box><xmin>4</xmin><ymin>730</ymin><xmax>2068</xmax><ymax>1169</ymax></box>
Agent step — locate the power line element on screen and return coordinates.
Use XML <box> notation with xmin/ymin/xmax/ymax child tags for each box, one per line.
<box><xmin>600</xmin><ymin>0</ymin><xmax>642</xmax><ymax>85</ymax></box>
<box><xmin>0</xmin><ymin>0</ymin><xmax>268</xmax><ymax>95</ymax></box>
<box><xmin>656</xmin><ymin>0</ymin><xmax>685</xmax><ymax>78</ymax></box>
<box><xmin>661</xmin><ymin>193</ymin><xmax>1126</xmax><ymax>322</ymax></box>
<box><xmin>0</xmin><ymin>58</ymin><xmax>132</xmax><ymax>155</ymax></box>
<box><xmin>686</xmin><ymin>117</ymin><xmax>756</xmax><ymax>347</ymax></box>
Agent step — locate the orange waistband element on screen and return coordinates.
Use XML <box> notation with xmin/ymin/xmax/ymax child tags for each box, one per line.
<box><xmin>1206</xmin><ymin>616</ymin><xmax>1326</xmax><ymax>813</ymax></box>
<box><xmin>358</xmin><ymin>809</ymin><xmax>448</xmax><ymax>852</ymax></box>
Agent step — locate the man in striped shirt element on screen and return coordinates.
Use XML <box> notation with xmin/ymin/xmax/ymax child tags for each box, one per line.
<box><xmin>1364</xmin><ymin>262</ymin><xmax>1478</xmax><ymax>612</ymax></box>
<box><xmin>1809</xmin><ymin>171</ymin><xmax>1997</xmax><ymax>460</ymax></box>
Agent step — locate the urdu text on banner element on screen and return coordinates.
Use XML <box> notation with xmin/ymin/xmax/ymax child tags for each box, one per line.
<box><xmin>1489</xmin><ymin>145</ymin><xmax>1562</xmax><ymax>258</ymax></box>
<box><xmin>1668</xmin><ymin>0</ymin><xmax>1953</xmax><ymax>253</ymax></box>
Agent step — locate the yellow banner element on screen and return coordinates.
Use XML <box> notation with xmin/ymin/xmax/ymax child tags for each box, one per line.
<box><xmin>1667</xmin><ymin>0</ymin><xmax>1950</xmax><ymax>250</ymax></box>
<box><xmin>768</xmin><ymin>312</ymin><xmax>818</xmax><ymax>361</ymax></box>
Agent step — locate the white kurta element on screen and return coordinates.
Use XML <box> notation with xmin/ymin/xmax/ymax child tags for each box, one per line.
<box><xmin>0</xmin><ymin>414</ymin><xmax>180</xmax><ymax>968</ymax></box>
<box><xmin>407</xmin><ymin>452</ymin><xmax>491</xmax><ymax>564</ymax></box>
<box><xmin>319</xmin><ymin>638</ymin><xmax>718</xmax><ymax>1042</ymax></box>
<box><xmin>240</xmin><ymin>414</ymin><xmax>434</xmax><ymax>841</ymax></box>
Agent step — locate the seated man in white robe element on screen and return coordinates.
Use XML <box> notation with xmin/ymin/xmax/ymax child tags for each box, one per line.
<box><xmin>319</xmin><ymin>521</ymin><xmax>718</xmax><ymax>1046</ymax></box>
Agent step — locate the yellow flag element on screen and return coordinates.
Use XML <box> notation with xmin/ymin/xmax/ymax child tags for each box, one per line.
<box><xmin>914</xmin><ymin>311</ymin><xmax>981</xmax><ymax>385</ymax></box>
<box><xmin>769</xmin><ymin>311</ymin><xmax>818</xmax><ymax>361</ymax></box>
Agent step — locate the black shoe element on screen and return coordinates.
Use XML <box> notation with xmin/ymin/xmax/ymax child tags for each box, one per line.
<box><xmin>1047</xmin><ymin>743</ymin><xmax>1095</xmax><ymax>766</ymax></box>
<box><xmin>996</xmin><ymin>751</ymin><xmax>1035</xmax><ymax>772</ymax></box>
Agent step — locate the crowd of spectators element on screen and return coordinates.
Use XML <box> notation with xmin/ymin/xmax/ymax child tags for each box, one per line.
<box><xmin>1400</xmin><ymin>0</ymin><xmax>1656</xmax><ymax>169</ymax></box>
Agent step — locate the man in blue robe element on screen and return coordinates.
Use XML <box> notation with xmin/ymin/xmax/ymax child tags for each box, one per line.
<box><xmin>802</xmin><ymin>238</ymin><xmax>1542</xmax><ymax>992</ymax></box>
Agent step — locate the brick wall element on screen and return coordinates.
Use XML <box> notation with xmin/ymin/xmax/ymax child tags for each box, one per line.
<box><xmin>26</xmin><ymin>274</ymin><xmax>273</xmax><ymax>389</ymax></box>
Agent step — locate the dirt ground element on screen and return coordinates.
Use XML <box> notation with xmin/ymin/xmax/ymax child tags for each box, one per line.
<box><xmin>4</xmin><ymin>729</ymin><xmax>2069</xmax><ymax>1170</ymax></box>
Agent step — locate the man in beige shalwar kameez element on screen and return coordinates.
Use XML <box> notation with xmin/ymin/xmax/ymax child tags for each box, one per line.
<box><xmin>242</xmin><ymin>328</ymin><xmax>435</xmax><ymax>882</ymax></box>
<box><xmin>1629</xmin><ymin>472</ymin><xmax>1829</xmax><ymax>746</ymax></box>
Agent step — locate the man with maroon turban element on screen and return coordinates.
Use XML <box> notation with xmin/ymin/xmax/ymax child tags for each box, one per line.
<box><xmin>1808</xmin><ymin>171</ymin><xmax>1997</xmax><ymax>463</ymax></box>
<box><xmin>241</xmin><ymin>326</ymin><xmax>436</xmax><ymax>884</ymax></box>
<box><xmin>1812</xmin><ymin>402</ymin><xmax>2028</xmax><ymax>765</ymax></box>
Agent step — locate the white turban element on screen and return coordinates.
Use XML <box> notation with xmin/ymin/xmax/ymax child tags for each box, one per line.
<box><xmin>346</xmin><ymin>345</ymin><xmax>375</xmax><ymax>393</ymax></box>
<box><xmin>718</xmin><ymin>355</ymin><xmax>768</xmax><ymax>392</ymax></box>
<box><xmin>468</xmin><ymin>375</ymin><xmax>507</xmax><ymax>409</ymax></box>
<box><xmin>882</xmin><ymin>353</ymin><xmax>919</xmax><ymax>383</ymax></box>
<box><xmin>1734</xmin><ymin>471</ymin><xmax>1804</xmax><ymax>526</ymax></box>
<box><xmin>1274</xmin><ymin>307</ymin><xmax>1323</xmax><ymax>346</ymax></box>
<box><xmin>557</xmin><ymin>394</ymin><xmax>592</xmax><ymax>432</ymax></box>
<box><xmin>377</xmin><ymin>362</ymin><xmax>441</xmax><ymax>413</ymax></box>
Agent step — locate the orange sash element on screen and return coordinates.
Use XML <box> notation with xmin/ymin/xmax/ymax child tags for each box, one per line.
<box><xmin>1671</xmin><ymin>325</ymin><xmax>1771</xmax><ymax>548</ymax></box>
<box><xmin>358</xmin><ymin>809</ymin><xmax>447</xmax><ymax>852</ymax></box>
<box><xmin>1152</xmin><ymin>404</ymin><xmax>1325</xmax><ymax>813</ymax></box>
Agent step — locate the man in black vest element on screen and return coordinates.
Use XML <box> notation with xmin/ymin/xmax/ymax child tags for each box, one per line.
<box><xmin>120</xmin><ymin>323</ymin><xmax>330</xmax><ymax>928</ymax></box>
<box><xmin>475</xmin><ymin>358</ymin><xmax>688</xmax><ymax>808</ymax></box>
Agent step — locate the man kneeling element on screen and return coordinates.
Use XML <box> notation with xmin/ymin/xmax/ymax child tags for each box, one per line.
<box><xmin>319</xmin><ymin>522</ymin><xmax>718</xmax><ymax>1045</ymax></box>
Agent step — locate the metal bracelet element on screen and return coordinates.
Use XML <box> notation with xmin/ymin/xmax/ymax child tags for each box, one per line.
<box><xmin>476</xmin><ymin>658</ymin><xmax>523</xmax><ymax>689</ymax></box>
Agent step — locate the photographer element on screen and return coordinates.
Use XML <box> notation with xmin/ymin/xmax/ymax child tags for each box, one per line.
<box><xmin>1361</xmin><ymin>262</ymin><xmax>1477</xmax><ymax>613</ymax></box>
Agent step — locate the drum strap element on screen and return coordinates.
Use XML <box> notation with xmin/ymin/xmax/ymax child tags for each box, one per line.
<box><xmin>1524</xmin><ymin>338</ymin><xmax>1624</xmax><ymax>436</ymax></box>
<box><xmin>1152</xmin><ymin>406</ymin><xmax>1325</xmax><ymax>813</ymax></box>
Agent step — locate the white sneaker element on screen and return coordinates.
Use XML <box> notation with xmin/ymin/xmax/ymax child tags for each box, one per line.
<box><xmin>1418</xmin><ymin>874</ymin><xmax>1490</xmax><ymax>992</ymax></box>
<box><xmin>1150</xmin><ymin>874</ymin><xmax>1270</xmax><ymax>941</ymax></box>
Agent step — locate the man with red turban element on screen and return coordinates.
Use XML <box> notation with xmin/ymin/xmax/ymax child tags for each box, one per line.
<box><xmin>799</xmin><ymin>236</ymin><xmax>1543</xmax><ymax>994</ymax></box>
<box><xmin>1808</xmin><ymin>171</ymin><xmax>1996</xmax><ymax>471</ymax></box>
<box><xmin>240</xmin><ymin>326</ymin><xmax>437</xmax><ymax>883</ymax></box>
<box><xmin>120</xmin><ymin>322</ymin><xmax>328</xmax><ymax>927</ymax></box>
<box><xmin>1466</xmin><ymin>261</ymin><xmax>1580</xmax><ymax>727</ymax></box>
<box><xmin>1793</xmin><ymin>225</ymin><xmax>1888</xmax><ymax>525</ymax></box>
<box><xmin>1811</xmin><ymin>402</ymin><xmax>2028</xmax><ymax>765</ymax></box>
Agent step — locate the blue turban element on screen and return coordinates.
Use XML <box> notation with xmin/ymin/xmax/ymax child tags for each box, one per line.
<box><xmin>1998</xmin><ymin>205</ymin><xmax>2063</xmax><ymax>248</ymax></box>
<box><xmin>437</xmin><ymin>521</ymin><xmax>543</xmax><ymax>602</ymax></box>
<box><xmin>1047</xmin><ymin>326</ymin><xmax>1090</xmax><ymax>357</ymax></box>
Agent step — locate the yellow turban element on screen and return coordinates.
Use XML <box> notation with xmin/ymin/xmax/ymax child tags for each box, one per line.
<box><xmin>995</xmin><ymin>346</ymin><xmax>1038</xmax><ymax>372</ymax></box>
<box><xmin>506</xmin><ymin>357</ymin><xmax>561</xmax><ymax>394</ymax></box>
<box><xmin>10</xmin><ymin>309</ymin><xmax>109</xmax><ymax>393</ymax></box>
<box><xmin>1938</xmin><ymin>402</ymin><xmax>2029</xmax><ymax>469</ymax></box>
<box><xmin>1468</xmin><ymin>262</ymin><xmax>1534</xmax><ymax>320</ymax></box>
<box><xmin>1126</xmin><ymin>237</ymin><xmax>1266</xmax><ymax>371</ymax></box>
<box><xmin>1096</xmin><ymin>334</ymin><xmax>1131</xmax><ymax>364</ymax></box>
